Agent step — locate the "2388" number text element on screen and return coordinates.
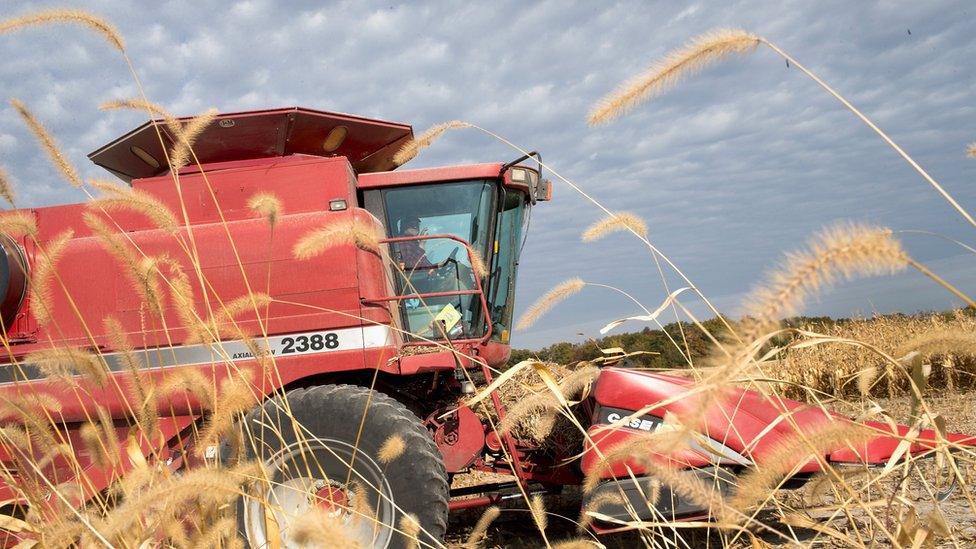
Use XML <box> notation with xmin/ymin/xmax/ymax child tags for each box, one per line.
<box><xmin>280</xmin><ymin>333</ymin><xmax>339</xmax><ymax>354</ymax></box>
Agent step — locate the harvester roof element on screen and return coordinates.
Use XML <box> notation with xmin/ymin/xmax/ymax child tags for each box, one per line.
<box><xmin>88</xmin><ymin>106</ymin><xmax>413</xmax><ymax>182</ymax></box>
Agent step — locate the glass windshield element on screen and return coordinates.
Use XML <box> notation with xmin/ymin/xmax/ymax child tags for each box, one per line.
<box><xmin>486</xmin><ymin>189</ymin><xmax>527</xmax><ymax>343</ymax></box>
<box><xmin>379</xmin><ymin>180</ymin><xmax>494</xmax><ymax>340</ymax></box>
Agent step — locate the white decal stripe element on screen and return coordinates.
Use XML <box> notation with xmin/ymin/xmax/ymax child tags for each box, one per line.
<box><xmin>0</xmin><ymin>325</ymin><xmax>395</xmax><ymax>384</ymax></box>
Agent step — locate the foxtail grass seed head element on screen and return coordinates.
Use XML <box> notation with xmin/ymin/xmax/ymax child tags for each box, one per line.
<box><xmin>469</xmin><ymin>248</ymin><xmax>489</xmax><ymax>279</ymax></box>
<box><xmin>745</xmin><ymin>223</ymin><xmax>908</xmax><ymax>324</ymax></box>
<box><xmin>967</xmin><ymin>142</ymin><xmax>976</xmax><ymax>158</ymax></box>
<box><xmin>247</xmin><ymin>192</ymin><xmax>282</xmax><ymax>227</ymax></box>
<box><xmin>378</xmin><ymin>433</ymin><xmax>406</xmax><ymax>464</ymax></box>
<box><xmin>168</xmin><ymin>109</ymin><xmax>217</xmax><ymax>170</ymax></box>
<box><xmin>194</xmin><ymin>375</ymin><xmax>258</xmax><ymax>454</ymax></box>
<box><xmin>282</xmin><ymin>508</ymin><xmax>353</xmax><ymax>548</ymax></box>
<box><xmin>99</xmin><ymin>98</ymin><xmax>171</xmax><ymax>118</ymax></box>
<box><xmin>730</xmin><ymin>421</ymin><xmax>872</xmax><ymax>512</ymax></box>
<box><xmin>10</xmin><ymin>99</ymin><xmax>82</xmax><ymax>188</ymax></box>
<box><xmin>29</xmin><ymin>229</ymin><xmax>73</xmax><ymax>327</ymax></box>
<box><xmin>214</xmin><ymin>292</ymin><xmax>273</xmax><ymax>337</ymax></box>
<box><xmin>516</xmin><ymin>278</ymin><xmax>585</xmax><ymax>330</ymax></box>
<box><xmin>581</xmin><ymin>211</ymin><xmax>648</xmax><ymax>242</ymax></box>
<box><xmin>393</xmin><ymin>121</ymin><xmax>469</xmax><ymax>165</ymax></box>
<box><xmin>293</xmin><ymin>218</ymin><xmax>382</xmax><ymax>258</ymax></box>
<box><xmin>856</xmin><ymin>366</ymin><xmax>878</xmax><ymax>396</ymax></box>
<box><xmin>550</xmin><ymin>541</ymin><xmax>598</xmax><ymax>549</ymax></box>
<box><xmin>589</xmin><ymin>28</ymin><xmax>761</xmax><ymax>125</ymax></box>
<box><xmin>0</xmin><ymin>168</ymin><xmax>16</xmax><ymax>207</ymax></box>
<box><xmin>894</xmin><ymin>328</ymin><xmax>976</xmax><ymax>360</ymax></box>
<box><xmin>529</xmin><ymin>494</ymin><xmax>547</xmax><ymax>532</ymax></box>
<box><xmin>89</xmin><ymin>178</ymin><xmax>180</xmax><ymax>233</ymax></box>
<box><xmin>579</xmin><ymin>492</ymin><xmax>625</xmax><ymax>531</ymax></box>
<box><xmin>0</xmin><ymin>9</ymin><xmax>124</xmax><ymax>50</ymax></box>
<box><xmin>400</xmin><ymin>513</ymin><xmax>421</xmax><ymax>549</ymax></box>
<box><xmin>27</xmin><ymin>346</ymin><xmax>107</xmax><ymax>386</ymax></box>
<box><xmin>0</xmin><ymin>210</ymin><xmax>37</xmax><ymax>238</ymax></box>
<box><xmin>463</xmin><ymin>506</ymin><xmax>500</xmax><ymax>549</ymax></box>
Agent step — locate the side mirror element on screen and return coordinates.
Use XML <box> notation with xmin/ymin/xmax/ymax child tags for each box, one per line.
<box><xmin>534</xmin><ymin>179</ymin><xmax>552</xmax><ymax>202</ymax></box>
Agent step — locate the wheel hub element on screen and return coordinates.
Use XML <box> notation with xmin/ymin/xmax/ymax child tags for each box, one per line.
<box><xmin>313</xmin><ymin>481</ymin><xmax>350</xmax><ymax>517</ymax></box>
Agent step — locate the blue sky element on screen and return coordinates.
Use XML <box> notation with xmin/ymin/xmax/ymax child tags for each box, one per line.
<box><xmin>1</xmin><ymin>1</ymin><xmax>975</xmax><ymax>349</ymax></box>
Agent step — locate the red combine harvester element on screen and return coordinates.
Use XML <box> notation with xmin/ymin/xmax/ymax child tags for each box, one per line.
<box><xmin>0</xmin><ymin>107</ymin><xmax>972</xmax><ymax>547</ymax></box>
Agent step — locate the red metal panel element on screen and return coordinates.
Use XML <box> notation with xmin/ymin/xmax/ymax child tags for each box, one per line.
<box><xmin>592</xmin><ymin>368</ymin><xmax>835</xmax><ymax>472</ymax></box>
<box><xmin>21</xmin><ymin>210</ymin><xmax>366</xmax><ymax>351</ymax></box>
<box><xmin>591</xmin><ymin>368</ymin><xmax>976</xmax><ymax>473</ymax></box>
<box><xmin>358</xmin><ymin>163</ymin><xmax>504</xmax><ymax>189</ymax></box>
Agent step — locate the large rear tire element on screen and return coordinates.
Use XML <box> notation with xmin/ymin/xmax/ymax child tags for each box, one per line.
<box><xmin>237</xmin><ymin>384</ymin><xmax>449</xmax><ymax>548</ymax></box>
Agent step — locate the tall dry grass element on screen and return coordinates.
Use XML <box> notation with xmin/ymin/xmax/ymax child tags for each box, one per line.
<box><xmin>0</xmin><ymin>7</ymin><xmax>974</xmax><ymax>549</ymax></box>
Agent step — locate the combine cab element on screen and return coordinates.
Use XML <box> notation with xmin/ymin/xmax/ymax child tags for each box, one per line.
<box><xmin>0</xmin><ymin>107</ymin><xmax>971</xmax><ymax>547</ymax></box>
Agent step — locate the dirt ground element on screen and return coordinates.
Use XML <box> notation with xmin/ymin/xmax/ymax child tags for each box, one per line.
<box><xmin>444</xmin><ymin>391</ymin><xmax>976</xmax><ymax>548</ymax></box>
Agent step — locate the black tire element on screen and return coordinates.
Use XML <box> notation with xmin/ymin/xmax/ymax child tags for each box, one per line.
<box><xmin>236</xmin><ymin>384</ymin><xmax>449</xmax><ymax>548</ymax></box>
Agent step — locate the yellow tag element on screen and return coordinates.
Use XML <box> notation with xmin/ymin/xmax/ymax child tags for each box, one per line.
<box><xmin>433</xmin><ymin>303</ymin><xmax>462</xmax><ymax>332</ymax></box>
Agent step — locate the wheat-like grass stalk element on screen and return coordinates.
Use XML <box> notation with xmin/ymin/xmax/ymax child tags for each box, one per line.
<box><xmin>469</xmin><ymin>248</ymin><xmax>489</xmax><ymax>279</ymax></box>
<box><xmin>213</xmin><ymin>292</ymin><xmax>272</xmax><ymax>335</ymax></box>
<box><xmin>99</xmin><ymin>98</ymin><xmax>171</xmax><ymax>118</ymax></box>
<box><xmin>0</xmin><ymin>211</ymin><xmax>36</xmax><ymax>238</ymax></box>
<box><xmin>9</xmin><ymin>99</ymin><xmax>82</xmax><ymax>188</ymax></box>
<box><xmin>729</xmin><ymin>421</ymin><xmax>872</xmax><ymax>512</ymax></box>
<box><xmin>89</xmin><ymin>179</ymin><xmax>180</xmax><ymax>233</ymax></box>
<box><xmin>103</xmin><ymin>316</ymin><xmax>157</xmax><ymax>437</ymax></box>
<box><xmin>393</xmin><ymin>121</ymin><xmax>469</xmax><ymax>165</ymax></box>
<box><xmin>84</xmin><ymin>213</ymin><xmax>168</xmax><ymax>315</ymax></box>
<box><xmin>168</xmin><ymin>109</ymin><xmax>218</xmax><ymax>170</ymax></box>
<box><xmin>80</xmin><ymin>407</ymin><xmax>121</xmax><ymax>468</ymax></box>
<box><xmin>893</xmin><ymin>327</ymin><xmax>976</xmax><ymax>359</ymax></box>
<box><xmin>745</xmin><ymin>223</ymin><xmax>908</xmax><ymax>325</ymax></box>
<box><xmin>462</xmin><ymin>506</ymin><xmax>500</xmax><ymax>549</ymax></box>
<box><xmin>856</xmin><ymin>365</ymin><xmax>878</xmax><ymax>396</ymax></box>
<box><xmin>593</xmin><ymin>28</ymin><xmax>976</xmax><ymax>230</ymax></box>
<box><xmin>378</xmin><ymin>433</ymin><xmax>406</xmax><ymax>464</ymax></box>
<box><xmin>288</xmin><ymin>507</ymin><xmax>358</xmax><ymax>548</ymax></box>
<box><xmin>157</xmin><ymin>368</ymin><xmax>214</xmax><ymax>410</ymax></box>
<box><xmin>0</xmin><ymin>9</ymin><xmax>124</xmax><ymax>50</ymax></box>
<box><xmin>347</xmin><ymin>480</ymin><xmax>377</xmax><ymax>527</ymax></box>
<box><xmin>400</xmin><ymin>513</ymin><xmax>421</xmax><ymax>549</ymax></box>
<box><xmin>693</xmin><ymin>223</ymin><xmax>910</xmax><ymax>430</ymax></box>
<box><xmin>29</xmin><ymin>229</ymin><xmax>74</xmax><ymax>327</ymax></box>
<box><xmin>516</xmin><ymin>278</ymin><xmax>585</xmax><ymax>330</ymax></box>
<box><xmin>187</xmin><ymin>516</ymin><xmax>236</xmax><ymax>548</ymax></box>
<box><xmin>0</xmin><ymin>395</ymin><xmax>64</xmax><ymax>456</ymax></box>
<box><xmin>0</xmin><ymin>168</ymin><xmax>16</xmax><ymax>207</ymax></box>
<box><xmin>578</xmin><ymin>492</ymin><xmax>625</xmax><ymax>531</ymax></box>
<box><xmin>498</xmin><ymin>392</ymin><xmax>560</xmax><ymax>437</ymax></box>
<box><xmin>154</xmin><ymin>259</ymin><xmax>212</xmax><ymax>343</ymax></box>
<box><xmin>293</xmin><ymin>218</ymin><xmax>382</xmax><ymax>258</ymax></box>
<box><xmin>581</xmin><ymin>432</ymin><xmax>723</xmax><ymax>521</ymax></box>
<box><xmin>27</xmin><ymin>346</ymin><xmax>107</xmax><ymax>386</ymax></box>
<box><xmin>499</xmin><ymin>364</ymin><xmax>598</xmax><ymax>438</ymax></box>
<box><xmin>588</xmin><ymin>29</ymin><xmax>760</xmax><ymax>125</ymax></box>
<box><xmin>529</xmin><ymin>493</ymin><xmax>548</xmax><ymax>532</ymax></box>
<box><xmin>98</xmin><ymin>463</ymin><xmax>259</xmax><ymax>540</ymax></box>
<box><xmin>194</xmin><ymin>374</ymin><xmax>257</xmax><ymax>454</ymax></box>
<box><xmin>581</xmin><ymin>212</ymin><xmax>648</xmax><ymax>242</ymax></box>
<box><xmin>550</xmin><ymin>541</ymin><xmax>598</xmax><ymax>549</ymax></box>
<box><xmin>247</xmin><ymin>192</ymin><xmax>282</xmax><ymax>228</ymax></box>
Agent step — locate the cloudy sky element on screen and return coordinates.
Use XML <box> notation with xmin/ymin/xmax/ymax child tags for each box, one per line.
<box><xmin>1</xmin><ymin>1</ymin><xmax>975</xmax><ymax>349</ymax></box>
